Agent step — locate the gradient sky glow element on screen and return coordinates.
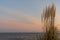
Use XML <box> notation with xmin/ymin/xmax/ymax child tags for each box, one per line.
<box><xmin>0</xmin><ymin>0</ymin><xmax>60</xmax><ymax>32</ymax></box>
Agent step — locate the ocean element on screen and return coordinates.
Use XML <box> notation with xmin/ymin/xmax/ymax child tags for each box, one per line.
<box><xmin>0</xmin><ymin>33</ymin><xmax>59</xmax><ymax>40</ymax></box>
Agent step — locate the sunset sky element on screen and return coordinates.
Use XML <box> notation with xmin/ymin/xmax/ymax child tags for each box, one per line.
<box><xmin>0</xmin><ymin>0</ymin><xmax>60</xmax><ymax>32</ymax></box>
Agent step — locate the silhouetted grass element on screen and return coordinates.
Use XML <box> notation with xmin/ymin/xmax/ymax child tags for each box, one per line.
<box><xmin>38</xmin><ymin>4</ymin><xmax>58</xmax><ymax>40</ymax></box>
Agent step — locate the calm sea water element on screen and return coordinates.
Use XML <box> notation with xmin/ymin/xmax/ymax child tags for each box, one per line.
<box><xmin>0</xmin><ymin>33</ymin><xmax>59</xmax><ymax>40</ymax></box>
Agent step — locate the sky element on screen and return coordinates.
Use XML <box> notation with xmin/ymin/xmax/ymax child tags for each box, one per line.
<box><xmin>0</xmin><ymin>0</ymin><xmax>60</xmax><ymax>32</ymax></box>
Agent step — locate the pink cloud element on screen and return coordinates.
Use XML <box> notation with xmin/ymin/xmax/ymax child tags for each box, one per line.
<box><xmin>0</xmin><ymin>18</ymin><xmax>43</xmax><ymax>32</ymax></box>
